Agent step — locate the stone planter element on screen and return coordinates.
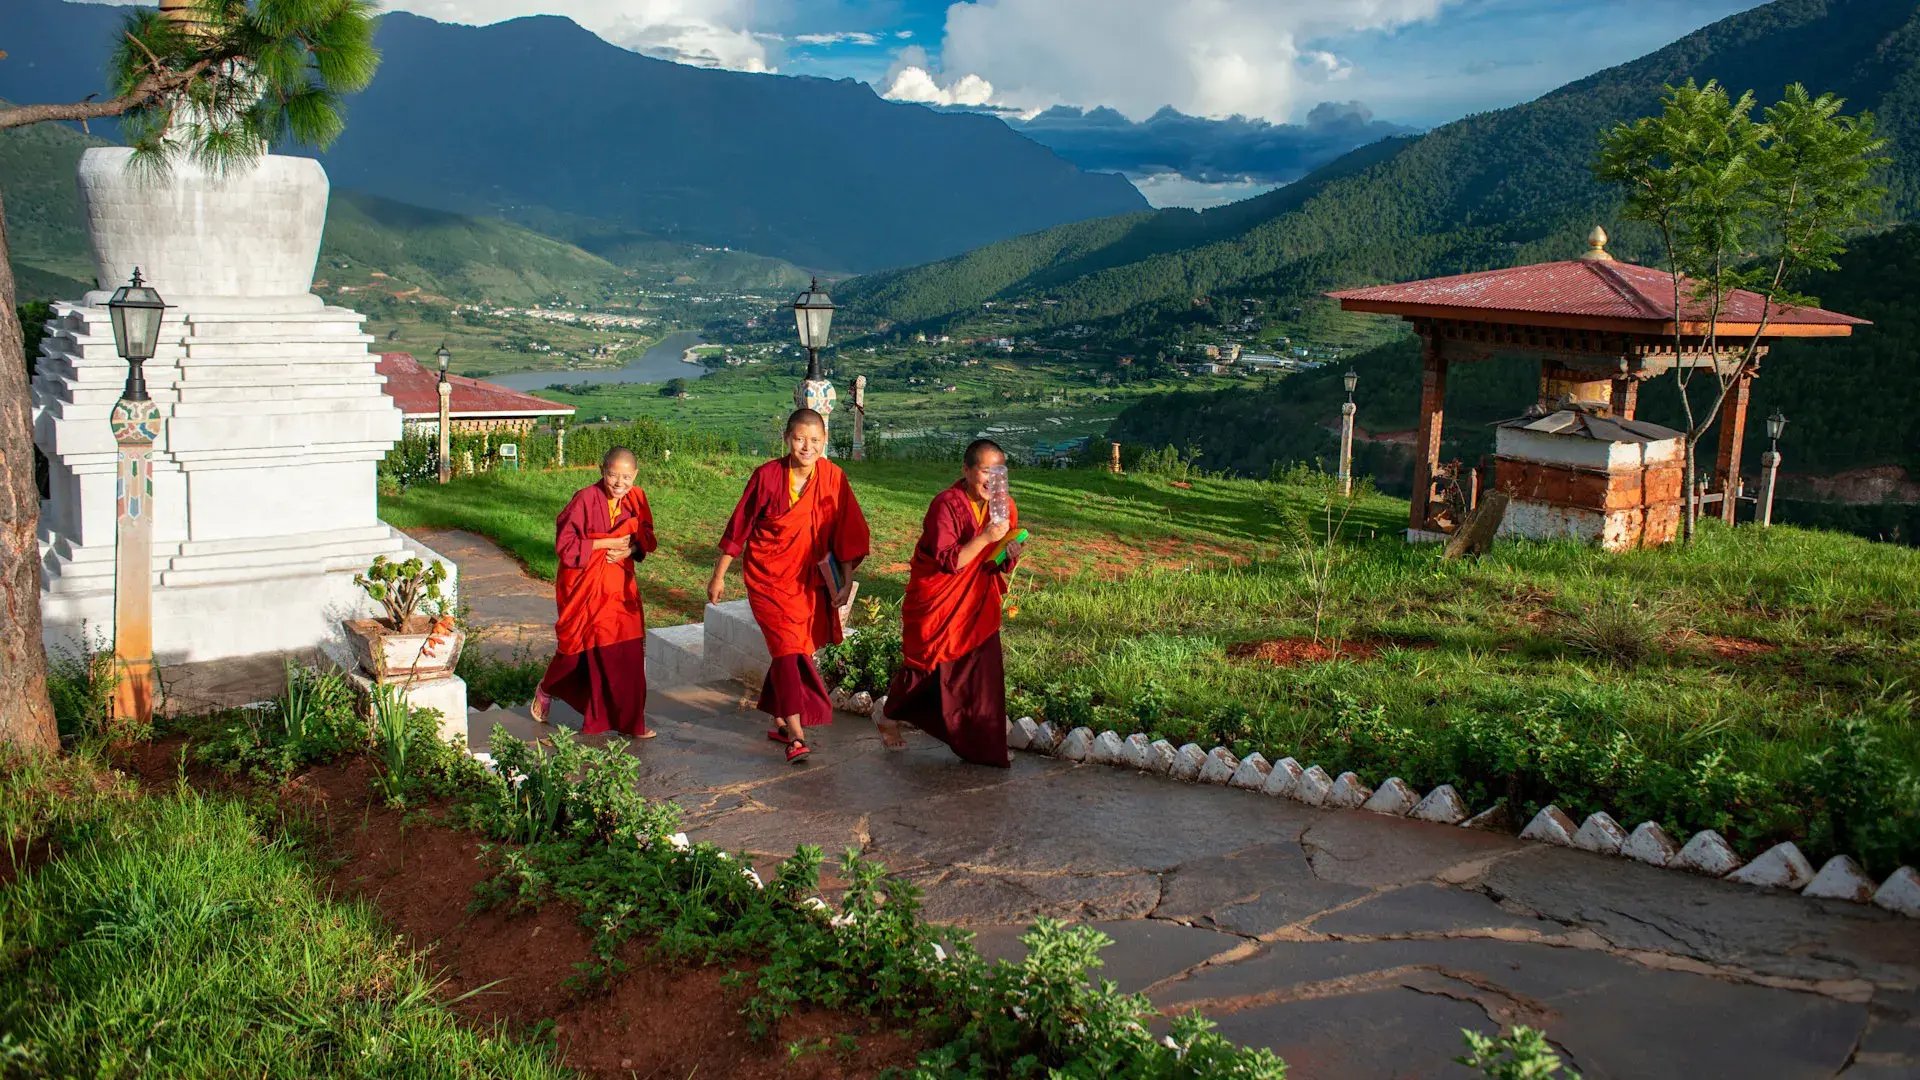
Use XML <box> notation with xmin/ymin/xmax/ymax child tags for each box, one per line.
<box><xmin>342</xmin><ymin>616</ymin><xmax>463</xmax><ymax>684</ymax></box>
<box><xmin>76</xmin><ymin>147</ymin><xmax>330</xmax><ymax>299</ymax></box>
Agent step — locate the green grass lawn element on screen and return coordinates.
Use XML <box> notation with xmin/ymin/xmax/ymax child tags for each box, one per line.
<box><xmin>382</xmin><ymin>455</ymin><xmax>1920</xmax><ymax>872</ymax></box>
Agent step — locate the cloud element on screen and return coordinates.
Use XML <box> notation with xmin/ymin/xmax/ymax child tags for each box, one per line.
<box><xmin>884</xmin><ymin>66</ymin><xmax>997</xmax><ymax>108</ymax></box>
<box><xmin>920</xmin><ymin>0</ymin><xmax>1452</xmax><ymax>121</ymax></box>
<box><xmin>794</xmin><ymin>31</ymin><xmax>882</xmax><ymax>46</ymax></box>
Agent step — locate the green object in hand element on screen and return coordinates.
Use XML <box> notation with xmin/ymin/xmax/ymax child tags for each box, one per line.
<box><xmin>992</xmin><ymin>528</ymin><xmax>1029</xmax><ymax>564</ymax></box>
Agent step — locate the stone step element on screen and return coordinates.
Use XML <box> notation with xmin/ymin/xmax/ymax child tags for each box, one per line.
<box><xmin>646</xmin><ymin>622</ymin><xmax>713</xmax><ymax>689</ymax></box>
<box><xmin>703</xmin><ymin>600</ymin><xmax>771</xmax><ymax>684</ymax></box>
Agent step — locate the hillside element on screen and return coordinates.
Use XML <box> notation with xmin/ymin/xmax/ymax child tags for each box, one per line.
<box><xmin>1107</xmin><ymin>223</ymin><xmax>1920</xmax><ymax>536</ymax></box>
<box><xmin>2</xmin><ymin>0</ymin><xmax>1147</xmax><ymax>274</ymax></box>
<box><xmin>0</xmin><ymin>117</ymin><xmax>807</xmax><ymax>304</ymax></box>
<box><xmin>839</xmin><ymin>0</ymin><xmax>1920</xmax><ymax>334</ymax></box>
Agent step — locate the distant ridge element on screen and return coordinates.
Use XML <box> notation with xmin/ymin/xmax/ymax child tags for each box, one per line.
<box><xmin>839</xmin><ymin>0</ymin><xmax>1919</xmax><ymax>333</ymax></box>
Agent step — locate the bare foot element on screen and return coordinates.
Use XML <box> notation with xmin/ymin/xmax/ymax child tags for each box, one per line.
<box><xmin>531</xmin><ymin>690</ymin><xmax>552</xmax><ymax>724</ymax></box>
<box><xmin>875</xmin><ymin>714</ymin><xmax>907</xmax><ymax>750</ymax></box>
<box><xmin>634</xmin><ymin>728</ymin><xmax>659</xmax><ymax>740</ymax></box>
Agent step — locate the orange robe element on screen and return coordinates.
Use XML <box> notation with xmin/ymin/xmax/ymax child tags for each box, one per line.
<box><xmin>538</xmin><ymin>482</ymin><xmax>656</xmax><ymax>736</ymax></box>
<box><xmin>887</xmin><ymin>483</ymin><xmax>1020</xmax><ymax>766</ymax></box>
<box><xmin>718</xmin><ymin>457</ymin><xmax>871</xmax><ymax>726</ymax></box>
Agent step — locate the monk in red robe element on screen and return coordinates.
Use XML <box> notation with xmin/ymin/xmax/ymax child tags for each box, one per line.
<box><xmin>532</xmin><ymin>447</ymin><xmax>657</xmax><ymax>738</ymax></box>
<box><xmin>708</xmin><ymin>409</ymin><xmax>870</xmax><ymax>763</ymax></box>
<box><xmin>881</xmin><ymin>439</ymin><xmax>1022</xmax><ymax>767</ymax></box>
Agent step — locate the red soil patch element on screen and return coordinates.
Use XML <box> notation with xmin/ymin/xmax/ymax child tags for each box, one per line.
<box><xmin>103</xmin><ymin>743</ymin><xmax>920</xmax><ymax>1079</ymax></box>
<box><xmin>1228</xmin><ymin>637</ymin><xmax>1380</xmax><ymax>667</ymax></box>
<box><xmin>1698</xmin><ymin>635</ymin><xmax>1779</xmax><ymax>661</ymax></box>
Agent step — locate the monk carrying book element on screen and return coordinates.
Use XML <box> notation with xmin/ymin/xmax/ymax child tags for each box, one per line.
<box><xmin>532</xmin><ymin>446</ymin><xmax>657</xmax><ymax>738</ymax></box>
<box><xmin>880</xmin><ymin>438</ymin><xmax>1022</xmax><ymax>767</ymax></box>
<box><xmin>709</xmin><ymin>409</ymin><xmax>870</xmax><ymax>763</ymax></box>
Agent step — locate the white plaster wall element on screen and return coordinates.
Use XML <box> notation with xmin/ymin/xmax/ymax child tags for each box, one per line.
<box><xmin>77</xmin><ymin>148</ymin><xmax>327</xmax><ymax>299</ymax></box>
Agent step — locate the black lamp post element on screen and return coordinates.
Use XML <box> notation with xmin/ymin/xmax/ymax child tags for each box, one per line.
<box><xmin>1343</xmin><ymin>368</ymin><xmax>1359</xmax><ymax>402</ymax></box>
<box><xmin>792</xmin><ymin>277</ymin><xmax>835</xmax><ymax>380</ymax></box>
<box><xmin>107</xmin><ymin>268</ymin><xmax>167</xmax><ymax>401</ymax></box>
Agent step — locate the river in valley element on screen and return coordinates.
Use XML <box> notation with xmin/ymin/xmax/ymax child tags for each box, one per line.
<box><xmin>489</xmin><ymin>329</ymin><xmax>709</xmax><ymax>393</ymax></box>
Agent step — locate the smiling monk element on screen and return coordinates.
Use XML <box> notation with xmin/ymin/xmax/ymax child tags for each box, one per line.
<box><xmin>709</xmin><ymin>409</ymin><xmax>870</xmax><ymax>763</ymax></box>
<box><xmin>532</xmin><ymin>446</ymin><xmax>657</xmax><ymax>738</ymax></box>
<box><xmin>881</xmin><ymin>438</ymin><xmax>1021</xmax><ymax>767</ymax></box>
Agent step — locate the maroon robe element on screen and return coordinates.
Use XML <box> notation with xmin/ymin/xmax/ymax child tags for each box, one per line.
<box><xmin>885</xmin><ymin>484</ymin><xmax>1020</xmax><ymax>767</ymax></box>
<box><xmin>718</xmin><ymin>457</ymin><xmax>871</xmax><ymax>727</ymax></box>
<box><xmin>538</xmin><ymin>482</ymin><xmax>654</xmax><ymax>736</ymax></box>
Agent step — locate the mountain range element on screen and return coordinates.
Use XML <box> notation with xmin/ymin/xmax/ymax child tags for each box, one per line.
<box><xmin>0</xmin><ymin>0</ymin><xmax>1148</xmax><ymax>273</ymax></box>
<box><xmin>839</xmin><ymin>0</ymin><xmax>1920</xmax><ymax>335</ymax></box>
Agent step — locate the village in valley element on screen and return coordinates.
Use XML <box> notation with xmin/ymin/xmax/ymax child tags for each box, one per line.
<box><xmin>3</xmin><ymin>0</ymin><xmax>1919</xmax><ymax>1078</ymax></box>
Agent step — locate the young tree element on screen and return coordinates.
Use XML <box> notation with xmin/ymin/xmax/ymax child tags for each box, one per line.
<box><xmin>1594</xmin><ymin>81</ymin><xmax>1885</xmax><ymax>541</ymax></box>
<box><xmin>0</xmin><ymin>0</ymin><xmax>378</xmax><ymax>753</ymax></box>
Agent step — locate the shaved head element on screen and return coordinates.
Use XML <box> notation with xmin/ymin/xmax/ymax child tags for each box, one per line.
<box><xmin>785</xmin><ymin>408</ymin><xmax>826</xmax><ymax>435</ymax></box>
<box><xmin>602</xmin><ymin>446</ymin><xmax>638</xmax><ymax>470</ymax></box>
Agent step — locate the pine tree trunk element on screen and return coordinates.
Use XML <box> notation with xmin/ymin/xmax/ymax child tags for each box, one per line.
<box><xmin>0</xmin><ymin>186</ymin><xmax>61</xmax><ymax>754</ymax></box>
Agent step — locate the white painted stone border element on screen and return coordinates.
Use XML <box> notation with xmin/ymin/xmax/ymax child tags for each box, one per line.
<box><xmin>1004</xmin><ymin>717</ymin><xmax>1920</xmax><ymax>919</ymax></box>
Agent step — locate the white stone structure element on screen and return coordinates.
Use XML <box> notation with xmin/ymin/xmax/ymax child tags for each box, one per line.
<box><xmin>1492</xmin><ymin>404</ymin><xmax>1685</xmax><ymax>551</ymax></box>
<box><xmin>33</xmin><ymin>148</ymin><xmax>456</xmax><ymax>665</ymax></box>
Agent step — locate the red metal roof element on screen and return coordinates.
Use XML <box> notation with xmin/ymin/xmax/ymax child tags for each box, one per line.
<box><xmin>377</xmin><ymin>353</ymin><xmax>575</xmax><ymax>421</ymax></box>
<box><xmin>1327</xmin><ymin>259</ymin><xmax>1867</xmax><ymax>334</ymax></box>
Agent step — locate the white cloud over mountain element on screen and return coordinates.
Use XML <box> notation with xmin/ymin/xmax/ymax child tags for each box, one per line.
<box><xmin>905</xmin><ymin>0</ymin><xmax>1450</xmax><ymax>121</ymax></box>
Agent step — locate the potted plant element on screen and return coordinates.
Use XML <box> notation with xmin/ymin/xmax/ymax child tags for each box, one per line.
<box><xmin>342</xmin><ymin>556</ymin><xmax>461</xmax><ymax>684</ymax></box>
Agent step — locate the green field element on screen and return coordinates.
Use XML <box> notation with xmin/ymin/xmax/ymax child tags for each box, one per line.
<box><xmin>382</xmin><ymin>453</ymin><xmax>1920</xmax><ymax>875</ymax></box>
<box><xmin>527</xmin><ymin>346</ymin><xmax>1254</xmax><ymax>457</ymax></box>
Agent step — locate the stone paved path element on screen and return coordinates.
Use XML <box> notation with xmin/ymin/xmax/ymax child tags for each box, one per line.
<box><xmin>443</xmin><ymin>531</ymin><xmax>1920</xmax><ymax>1079</ymax></box>
<box><xmin>475</xmin><ymin>691</ymin><xmax>1920</xmax><ymax>1080</ymax></box>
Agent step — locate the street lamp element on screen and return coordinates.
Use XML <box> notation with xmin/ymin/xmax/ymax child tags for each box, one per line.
<box><xmin>435</xmin><ymin>343</ymin><xmax>452</xmax><ymax>484</ymax></box>
<box><xmin>1338</xmin><ymin>369</ymin><xmax>1359</xmax><ymax>497</ymax></box>
<box><xmin>791</xmin><ymin>278</ymin><xmax>838</xmax><ymax>449</ymax></box>
<box><xmin>1759</xmin><ymin>409</ymin><xmax>1786</xmax><ymax>527</ymax></box>
<box><xmin>792</xmin><ymin>277</ymin><xmax>835</xmax><ymax>380</ymax></box>
<box><xmin>105</xmin><ymin>269</ymin><xmax>169</xmax><ymax>727</ymax></box>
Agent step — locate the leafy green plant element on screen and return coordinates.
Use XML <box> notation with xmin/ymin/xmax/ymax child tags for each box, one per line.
<box><xmin>1795</xmin><ymin>713</ymin><xmax>1920</xmax><ymax>877</ymax></box>
<box><xmin>194</xmin><ymin>663</ymin><xmax>367</xmax><ymax>779</ymax></box>
<box><xmin>353</xmin><ymin>555</ymin><xmax>449</xmax><ymax>628</ymax></box>
<box><xmin>818</xmin><ymin>597</ymin><xmax>904</xmax><ymax>696</ymax></box>
<box><xmin>1458</xmin><ymin>1026</ymin><xmax>1581</xmax><ymax>1079</ymax></box>
<box><xmin>45</xmin><ymin>638</ymin><xmax>118</xmax><ymax>744</ymax></box>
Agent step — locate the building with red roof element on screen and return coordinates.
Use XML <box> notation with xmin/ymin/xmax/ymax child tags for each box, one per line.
<box><xmin>1328</xmin><ymin>227</ymin><xmax>1868</xmax><ymax>541</ymax></box>
<box><xmin>376</xmin><ymin>352</ymin><xmax>573</xmax><ymax>436</ymax></box>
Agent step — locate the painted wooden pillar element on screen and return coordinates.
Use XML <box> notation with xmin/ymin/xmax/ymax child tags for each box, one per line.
<box><xmin>1411</xmin><ymin>331</ymin><xmax>1447</xmax><ymax>533</ymax></box>
<box><xmin>110</xmin><ymin>398</ymin><xmax>163</xmax><ymax>727</ymax></box>
<box><xmin>1714</xmin><ymin>368</ymin><xmax>1754</xmax><ymax>524</ymax></box>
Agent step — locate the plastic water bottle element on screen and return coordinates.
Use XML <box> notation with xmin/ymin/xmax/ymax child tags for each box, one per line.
<box><xmin>986</xmin><ymin>463</ymin><xmax>1011</xmax><ymax>524</ymax></box>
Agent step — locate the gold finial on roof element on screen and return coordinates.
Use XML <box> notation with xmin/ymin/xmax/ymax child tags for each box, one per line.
<box><xmin>1579</xmin><ymin>225</ymin><xmax>1614</xmax><ymax>262</ymax></box>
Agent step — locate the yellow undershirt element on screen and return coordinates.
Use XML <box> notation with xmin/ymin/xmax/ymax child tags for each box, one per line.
<box><xmin>788</xmin><ymin>466</ymin><xmax>808</xmax><ymax>508</ymax></box>
<box><xmin>606</xmin><ymin>496</ymin><xmax>623</xmax><ymax>524</ymax></box>
<box><xmin>968</xmin><ymin>495</ymin><xmax>987</xmax><ymax>527</ymax></box>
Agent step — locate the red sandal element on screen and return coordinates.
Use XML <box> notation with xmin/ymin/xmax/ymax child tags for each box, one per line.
<box><xmin>767</xmin><ymin>727</ymin><xmax>789</xmax><ymax>742</ymax></box>
<box><xmin>785</xmin><ymin>739</ymin><xmax>811</xmax><ymax>764</ymax></box>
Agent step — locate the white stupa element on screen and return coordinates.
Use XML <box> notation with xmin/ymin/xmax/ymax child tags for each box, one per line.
<box><xmin>32</xmin><ymin>147</ymin><xmax>457</xmax><ymax>663</ymax></box>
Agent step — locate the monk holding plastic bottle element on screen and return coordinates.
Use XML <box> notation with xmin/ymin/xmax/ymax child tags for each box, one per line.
<box><xmin>709</xmin><ymin>409</ymin><xmax>869</xmax><ymax>763</ymax></box>
<box><xmin>880</xmin><ymin>438</ymin><xmax>1022</xmax><ymax>767</ymax></box>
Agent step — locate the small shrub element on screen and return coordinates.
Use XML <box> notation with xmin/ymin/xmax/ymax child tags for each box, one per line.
<box><xmin>818</xmin><ymin>598</ymin><xmax>904</xmax><ymax>696</ymax></box>
<box><xmin>1560</xmin><ymin>599</ymin><xmax>1665</xmax><ymax>666</ymax></box>
<box><xmin>45</xmin><ymin>639</ymin><xmax>118</xmax><ymax>743</ymax></box>
<box><xmin>1458</xmin><ymin>1026</ymin><xmax>1581</xmax><ymax>1079</ymax></box>
<box><xmin>1795</xmin><ymin>712</ymin><xmax>1920</xmax><ymax>876</ymax></box>
<box><xmin>196</xmin><ymin>662</ymin><xmax>366</xmax><ymax>779</ymax></box>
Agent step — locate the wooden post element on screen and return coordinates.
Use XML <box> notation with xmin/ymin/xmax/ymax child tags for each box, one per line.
<box><xmin>1714</xmin><ymin>369</ymin><xmax>1753</xmax><ymax>524</ymax></box>
<box><xmin>1410</xmin><ymin>330</ymin><xmax>1447</xmax><ymax>533</ymax></box>
<box><xmin>436</xmin><ymin>376</ymin><xmax>451</xmax><ymax>484</ymax></box>
<box><xmin>555</xmin><ymin>418</ymin><xmax>567</xmax><ymax>468</ymax></box>
<box><xmin>1610</xmin><ymin>377</ymin><xmax>1639</xmax><ymax>419</ymax></box>
<box><xmin>1109</xmin><ymin>441</ymin><xmax>1122</xmax><ymax>474</ymax></box>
